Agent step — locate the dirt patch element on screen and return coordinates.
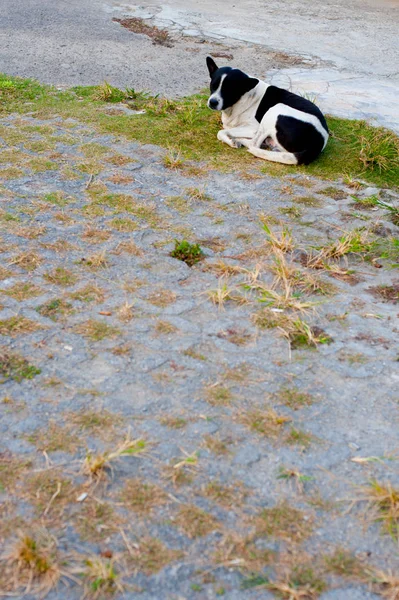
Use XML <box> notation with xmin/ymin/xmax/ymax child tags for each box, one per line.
<box><xmin>113</xmin><ymin>17</ymin><xmax>174</xmax><ymax>47</ymax></box>
<box><xmin>368</xmin><ymin>282</ymin><xmax>399</xmax><ymax>303</ymax></box>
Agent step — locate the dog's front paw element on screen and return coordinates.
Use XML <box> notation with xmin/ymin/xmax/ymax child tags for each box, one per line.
<box><xmin>229</xmin><ymin>137</ymin><xmax>243</xmax><ymax>148</ymax></box>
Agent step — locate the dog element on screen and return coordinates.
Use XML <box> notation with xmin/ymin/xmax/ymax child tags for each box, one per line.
<box><xmin>206</xmin><ymin>56</ymin><xmax>329</xmax><ymax>165</ymax></box>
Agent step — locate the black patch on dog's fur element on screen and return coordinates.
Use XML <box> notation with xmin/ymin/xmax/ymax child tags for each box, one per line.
<box><xmin>275</xmin><ymin>115</ymin><xmax>326</xmax><ymax>165</ymax></box>
<box><xmin>255</xmin><ymin>85</ymin><xmax>329</xmax><ymax>133</ymax></box>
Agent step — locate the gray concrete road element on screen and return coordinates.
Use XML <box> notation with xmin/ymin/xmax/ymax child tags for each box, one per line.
<box><xmin>1</xmin><ymin>0</ymin><xmax>399</xmax><ymax>127</ymax></box>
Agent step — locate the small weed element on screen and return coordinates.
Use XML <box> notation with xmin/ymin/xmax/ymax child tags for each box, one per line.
<box><xmin>293</xmin><ymin>195</ymin><xmax>323</xmax><ymax>207</ymax></box>
<box><xmin>176</xmin><ymin>504</ymin><xmax>220</xmax><ymax>538</ymax></box>
<box><xmin>83</xmin><ymin>435</ymin><xmax>146</xmax><ymax>481</ymax></box>
<box><xmin>170</xmin><ymin>239</ymin><xmax>204</xmax><ymax>266</ymax></box>
<box><xmin>1</xmin><ymin>530</ymin><xmax>64</xmax><ymax>597</ymax></box>
<box><xmin>239</xmin><ymin>407</ymin><xmax>291</xmax><ymax>439</ymax></box>
<box><xmin>75</xmin><ymin>319</ymin><xmax>121</xmax><ymax>341</ymax></box>
<box><xmin>285</xmin><ymin>427</ymin><xmax>315</xmax><ymax>449</ymax></box>
<box><xmin>279</xmin><ymin>206</ymin><xmax>303</xmax><ymax>219</ymax></box>
<box><xmin>0</xmin><ymin>348</ymin><xmax>41</xmax><ymax>382</ymax></box>
<box><xmin>36</xmin><ymin>298</ymin><xmax>74</xmax><ymax>321</ymax></box>
<box><xmin>281</xmin><ymin>318</ymin><xmax>333</xmax><ymax>349</ymax></box>
<box><xmin>263</xmin><ymin>223</ymin><xmax>294</xmax><ymax>253</ymax></box>
<box><xmin>186</xmin><ymin>187</ymin><xmax>213</xmax><ymax>202</ymax></box>
<box><xmin>359</xmin><ymin>479</ymin><xmax>399</xmax><ymax>540</ymax></box>
<box><xmin>163</xmin><ymin>148</ymin><xmax>184</xmax><ymax>170</ymax></box>
<box><xmin>160</xmin><ymin>416</ymin><xmax>187</xmax><ymax>429</ymax></box>
<box><xmin>81</xmin><ymin>555</ymin><xmax>125</xmax><ymax>599</ymax></box>
<box><xmin>278</xmin><ymin>467</ymin><xmax>314</xmax><ymax>493</ymax></box>
<box><xmin>166</xmin><ymin>451</ymin><xmax>199</xmax><ymax>487</ymax></box>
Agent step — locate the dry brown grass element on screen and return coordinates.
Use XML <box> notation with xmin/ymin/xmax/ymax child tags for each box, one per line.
<box><xmin>44</xmin><ymin>267</ymin><xmax>77</xmax><ymax>286</ymax></box>
<box><xmin>175</xmin><ymin>504</ymin><xmax>220</xmax><ymax>538</ymax></box>
<box><xmin>9</xmin><ymin>251</ymin><xmax>43</xmax><ymax>271</ymax></box>
<box><xmin>358</xmin><ymin>480</ymin><xmax>399</xmax><ymax>540</ymax></box>
<box><xmin>0</xmin><ymin>316</ymin><xmax>42</xmax><ymax>337</ymax></box>
<box><xmin>0</xmin><ymin>529</ymin><xmax>70</xmax><ymax>598</ymax></box>
<box><xmin>1</xmin><ymin>282</ymin><xmax>43</xmax><ymax>301</ymax></box>
<box><xmin>69</xmin><ymin>284</ymin><xmax>105</xmax><ymax>304</ymax></box>
<box><xmin>74</xmin><ymin>319</ymin><xmax>120</xmax><ymax>341</ymax></box>
<box><xmin>369</xmin><ymin>569</ymin><xmax>399</xmax><ymax>600</ymax></box>
<box><xmin>147</xmin><ymin>288</ymin><xmax>177</xmax><ymax>307</ymax></box>
<box><xmin>213</xmin><ymin>533</ymin><xmax>274</xmax><ymax>572</ymax></box>
<box><xmin>112</xmin><ymin>241</ymin><xmax>144</xmax><ymax>256</ymax></box>
<box><xmin>205</xmin><ymin>382</ymin><xmax>234</xmax><ymax>406</ymax></box>
<box><xmin>165</xmin><ymin>451</ymin><xmax>199</xmax><ymax>487</ymax></box>
<box><xmin>82</xmin><ymin>227</ymin><xmax>111</xmax><ymax>243</ymax></box>
<box><xmin>201</xmin><ymin>481</ymin><xmax>248</xmax><ymax>508</ymax></box>
<box><xmin>254</xmin><ymin>501</ymin><xmax>312</xmax><ymax>543</ymax></box>
<box><xmin>27</xmin><ymin>421</ymin><xmax>81</xmax><ymax>453</ymax></box>
<box><xmin>123</xmin><ymin>536</ymin><xmax>182</xmax><ymax>575</ymax></box>
<box><xmin>120</xmin><ymin>478</ymin><xmax>167</xmax><ymax>514</ymax></box>
<box><xmin>203</xmin><ymin>435</ymin><xmax>230</xmax><ymax>456</ymax></box>
<box><xmin>80</xmin><ymin>554</ymin><xmax>125</xmax><ymax>599</ymax></box>
<box><xmin>117</xmin><ymin>301</ymin><xmax>134</xmax><ymax>323</ymax></box>
<box><xmin>268</xmin><ymin>564</ymin><xmax>326</xmax><ymax>600</ymax></box>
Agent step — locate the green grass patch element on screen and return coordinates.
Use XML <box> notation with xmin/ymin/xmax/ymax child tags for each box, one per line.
<box><xmin>1</xmin><ymin>73</ymin><xmax>399</xmax><ymax>187</ymax></box>
<box><xmin>170</xmin><ymin>239</ymin><xmax>204</xmax><ymax>266</ymax></box>
<box><xmin>0</xmin><ymin>75</ymin><xmax>399</xmax><ymax>187</ymax></box>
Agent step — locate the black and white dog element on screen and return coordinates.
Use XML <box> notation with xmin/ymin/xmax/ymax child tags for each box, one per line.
<box><xmin>206</xmin><ymin>56</ymin><xmax>329</xmax><ymax>165</ymax></box>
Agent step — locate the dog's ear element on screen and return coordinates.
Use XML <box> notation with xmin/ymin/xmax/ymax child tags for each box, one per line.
<box><xmin>246</xmin><ymin>77</ymin><xmax>259</xmax><ymax>92</ymax></box>
<box><xmin>206</xmin><ymin>56</ymin><xmax>218</xmax><ymax>77</ymax></box>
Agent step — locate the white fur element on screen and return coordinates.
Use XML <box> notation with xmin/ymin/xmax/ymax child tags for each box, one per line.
<box><xmin>215</xmin><ymin>80</ymin><xmax>328</xmax><ymax>165</ymax></box>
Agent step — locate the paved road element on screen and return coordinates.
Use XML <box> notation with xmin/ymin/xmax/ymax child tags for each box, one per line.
<box><xmin>1</xmin><ymin>0</ymin><xmax>399</xmax><ymax>131</ymax></box>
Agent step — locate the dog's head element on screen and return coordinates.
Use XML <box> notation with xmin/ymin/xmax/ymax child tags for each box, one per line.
<box><xmin>206</xmin><ymin>56</ymin><xmax>259</xmax><ymax>111</ymax></box>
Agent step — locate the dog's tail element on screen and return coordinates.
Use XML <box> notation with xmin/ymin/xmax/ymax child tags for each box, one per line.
<box><xmin>247</xmin><ymin>146</ymin><xmax>298</xmax><ymax>165</ymax></box>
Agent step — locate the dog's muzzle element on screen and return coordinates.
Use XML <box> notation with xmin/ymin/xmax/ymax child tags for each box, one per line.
<box><xmin>208</xmin><ymin>97</ymin><xmax>220</xmax><ymax>110</ymax></box>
